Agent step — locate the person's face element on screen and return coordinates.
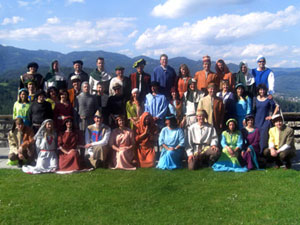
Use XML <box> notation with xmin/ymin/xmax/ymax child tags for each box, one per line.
<box><xmin>180</xmin><ymin>67</ymin><xmax>187</xmax><ymax>76</ymax></box>
<box><xmin>136</xmin><ymin>65</ymin><xmax>144</xmax><ymax>73</ymax></box>
<box><xmin>19</xmin><ymin>91</ymin><xmax>27</xmax><ymax>102</ymax></box>
<box><xmin>222</xmin><ymin>83</ymin><xmax>229</xmax><ymax>92</ymax></box>
<box><xmin>117</xmin><ymin>118</ymin><xmax>125</xmax><ymax>128</ymax></box>
<box><xmin>203</xmin><ymin>61</ymin><xmax>210</xmax><ymax>71</ymax></box>
<box><xmin>190</xmin><ymin>82</ymin><xmax>196</xmax><ymax>91</ymax></box>
<box><xmin>97</xmin><ymin>59</ymin><xmax>104</xmax><ymax>71</ymax></box>
<box><xmin>60</xmin><ymin>92</ymin><xmax>67</xmax><ymax>101</ymax></box>
<box><xmin>82</xmin><ymin>83</ymin><xmax>89</xmax><ymax>93</ymax></box>
<box><xmin>208</xmin><ymin>87</ymin><xmax>215</xmax><ymax>96</ymax></box>
<box><xmin>28</xmin><ymin>66</ymin><xmax>37</xmax><ymax>73</ymax></box>
<box><xmin>53</xmin><ymin>62</ymin><xmax>59</xmax><ymax>71</ymax></box>
<box><xmin>241</xmin><ymin>64</ymin><xmax>247</xmax><ymax>74</ymax></box>
<box><xmin>27</xmin><ymin>83</ymin><xmax>35</xmax><ymax>91</ymax></box>
<box><xmin>115</xmin><ymin>69</ymin><xmax>124</xmax><ymax>77</ymax></box>
<box><xmin>72</xmin><ymin>80</ymin><xmax>81</xmax><ymax>90</ymax></box>
<box><xmin>228</xmin><ymin>121</ymin><xmax>236</xmax><ymax>132</ymax></box>
<box><xmin>66</xmin><ymin>120</ymin><xmax>72</xmax><ymax>129</ymax></box>
<box><xmin>132</xmin><ymin>91</ymin><xmax>139</xmax><ymax>99</ymax></box>
<box><xmin>114</xmin><ymin>87</ymin><xmax>121</xmax><ymax>95</ymax></box>
<box><xmin>50</xmin><ymin>90</ymin><xmax>57</xmax><ymax>98</ymax></box>
<box><xmin>258</xmin><ymin>88</ymin><xmax>266</xmax><ymax>97</ymax></box>
<box><xmin>37</xmin><ymin>94</ymin><xmax>45</xmax><ymax>103</ymax></box>
<box><xmin>160</xmin><ymin>56</ymin><xmax>168</xmax><ymax>67</ymax></box>
<box><xmin>217</xmin><ymin>62</ymin><xmax>224</xmax><ymax>71</ymax></box>
<box><xmin>171</xmin><ymin>91</ymin><xmax>176</xmax><ymax>99</ymax></box>
<box><xmin>96</xmin><ymin>84</ymin><xmax>104</xmax><ymax>94</ymax></box>
<box><xmin>258</xmin><ymin>59</ymin><xmax>266</xmax><ymax>69</ymax></box>
<box><xmin>246</xmin><ymin>118</ymin><xmax>254</xmax><ymax>127</ymax></box>
<box><xmin>165</xmin><ymin>119</ymin><xmax>170</xmax><ymax>126</ymax></box>
<box><xmin>45</xmin><ymin>121</ymin><xmax>53</xmax><ymax>131</ymax></box>
<box><xmin>94</xmin><ymin>116</ymin><xmax>102</xmax><ymax>127</ymax></box>
<box><xmin>197</xmin><ymin>115</ymin><xmax>205</xmax><ymax>124</ymax></box>
<box><xmin>74</xmin><ymin>63</ymin><xmax>82</xmax><ymax>71</ymax></box>
<box><xmin>144</xmin><ymin>116</ymin><xmax>151</xmax><ymax>126</ymax></box>
<box><xmin>151</xmin><ymin>85</ymin><xmax>158</xmax><ymax>93</ymax></box>
<box><xmin>274</xmin><ymin>119</ymin><xmax>283</xmax><ymax>129</ymax></box>
<box><xmin>236</xmin><ymin>87</ymin><xmax>244</xmax><ymax>96</ymax></box>
<box><xmin>16</xmin><ymin>123</ymin><xmax>24</xmax><ymax>131</ymax></box>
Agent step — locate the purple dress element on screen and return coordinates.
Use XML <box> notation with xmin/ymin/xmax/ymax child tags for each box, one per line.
<box><xmin>241</xmin><ymin>128</ymin><xmax>260</xmax><ymax>170</ymax></box>
<box><xmin>254</xmin><ymin>98</ymin><xmax>275</xmax><ymax>153</ymax></box>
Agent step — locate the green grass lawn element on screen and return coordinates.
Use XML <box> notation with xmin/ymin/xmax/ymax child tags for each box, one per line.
<box><xmin>0</xmin><ymin>168</ymin><xmax>300</xmax><ymax>225</ymax></box>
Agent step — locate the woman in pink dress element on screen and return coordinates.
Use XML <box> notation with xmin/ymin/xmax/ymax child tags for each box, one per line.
<box><xmin>109</xmin><ymin>115</ymin><xmax>136</xmax><ymax>170</ymax></box>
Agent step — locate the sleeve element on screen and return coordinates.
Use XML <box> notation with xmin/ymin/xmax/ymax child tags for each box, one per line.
<box><xmin>246</xmin><ymin>96</ymin><xmax>252</xmax><ymax>115</ymax></box>
<box><xmin>126</xmin><ymin>101</ymin><xmax>132</xmax><ymax>119</ymax></box>
<box><xmin>236</xmin><ymin>133</ymin><xmax>243</xmax><ymax>149</ymax></box>
<box><xmin>220</xmin><ymin>132</ymin><xmax>227</xmax><ymax>149</ymax></box>
<box><xmin>158</xmin><ymin>128</ymin><xmax>165</xmax><ymax>147</ymax></box>
<box><xmin>89</xmin><ymin>76</ymin><xmax>93</xmax><ymax>94</ymax></box>
<box><xmin>210</xmin><ymin>127</ymin><xmax>219</xmax><ymax>146</ymax></box>
<box><xmin>277</xmin><ymin>144</ymin><xmax>291</xmax><ymax>152</ymax></box>
<box><xmin>268</xmin><ymin>71</ymin><xmax>275</xmax><ymax>95</ymax></box>
<box><xmin>21</xmin><ymin>128</ymin><xmax>35</xmax><ymax>149</ymax></box>
<box><xmin>186</xmin><ymin>126</ymin><xmax>194</xmax><ymax>156</ymax></box>
<box><xmin>8</xmin><ymin>132</ymin><xmax>18</xmax><ymax>154</ymax></box>
<box><xmin>13</xmin><ymin>102</ymin><xmax>17</xmax><ymax>119</ymax></box>
<box><xmin>57</xmin><ymin>133</ymin><xmax>63</xmax><ymax>148</ymax></box>
<box><xmin>283</xmin><ymin>128</ymin><xmax>294</xmax><ymax>148</ymax></box>
<box><xmin>178</xmin><ymin>129</ymin><xmax>185</xmax><ymax>147</ymax></box>
<box><xmin>268</xmin><ymin>129</ymin><xmax>275</xmax><ymax>149</ymax></box>
<box><xmin>156</xmin><ymin>96</ymin><xmax>168</xmax><ymax>119</ymax></box>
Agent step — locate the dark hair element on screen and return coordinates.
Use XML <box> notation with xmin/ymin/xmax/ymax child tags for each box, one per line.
<box><xmin>256</xmin><ymin>83</ymin><xmax>268</xmax><ymax>96</ymax></box>
<box><xmin>46</xmin><ymin>86</ymin><xmax>58</xmax><ymax>98</ymax></box>
<box><xmin>235</xmin><ymin>85</ymin><xmax>247</xmax><ymax>101</ymax></box>
<box><xmin>12</xmin><ymin>118</ymin><xmax>24</xmax><ymax>132</ymax></box>
<box><xmin>215</xmin><ymin>59</ymin><xmax>230</xmax><ymax>74</ymax></box>
<box><xmin>166</xmin><ymin>115</ymin><xmax>178</xmax><ymax>129</ymax></box>
<box><xmin>18</xmin><ymin>90</ymin><xmax>29</xmax><ymax>104</ymax></box>
<box><xmin>97</xmin><ymin>57</ymin><xmax>104</xmax><ymax>62</ymax></box>
<box><xmin>62</xmin><ymin>118</ymin><xmax>74</xmax><ymax>132</ymax></box>
<box><xmin>178</xmin><ymin>64</ymin><xmax>190</xmax><ymax>78</ymax></box>
<box><xmin>160</xmin><ymin>54</ymin><xmax>168</xmax><ymax>60</ymax></box>
<box><xmin>58</xmin><ymin>89</ymin><xmax>70</xmax><ymax>101</ymax></box>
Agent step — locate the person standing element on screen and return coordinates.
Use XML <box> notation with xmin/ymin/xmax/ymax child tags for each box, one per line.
<box><xmin>20</xmin><ymin>62</ymin><xmax>44</xmax><ymax>91</ymax></box>
<box><xmin>151</xmin><ymin>54</ymin><xmax>176</xmax><ymax>98</ymax></box>
<box><xmin>109</xmin><ymin>66</ymin><xmax>131</xmax><ymax>101</ymax></box>
<box><xmin>44</xmin><ymin>60</ymin><xmax>67</xmax><ymax>91</ymax></box>
<box><xmin>215</xmin><ymin>59</ymin><xmax>235</xmax><ymax>91</ymax></box>
<box><xmin>68</xmin><ymin>75</ymin><xmax>81</xmax><ymax>107</ymax></box>
<box><xmin>89</xmin><ymin>57</ymin><xmax>112</xmax><ymax>95</ymax></box>
<box><xmin>67</xmin><ymin>60</ymin><xmax>89</xmax><ymax>89</ymax></box>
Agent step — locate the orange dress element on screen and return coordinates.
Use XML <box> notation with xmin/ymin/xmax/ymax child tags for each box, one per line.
<box><xmin>194</xmin><ymin>70</ymin><xmax>218</xmax><ymax>92</ymax></box>
<box><xmin>177</xmin><ymin>77</ymin><xmax>191</xmax><ymax>99</ymax></box>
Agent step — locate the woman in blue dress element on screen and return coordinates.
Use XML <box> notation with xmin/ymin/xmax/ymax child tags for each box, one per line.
<box><xmin>235</xmin><ymin>83</ymin><xmax>251</xmax><ymax>130</ymax></box>
<box><xmin>253</xmin><ymin>84</ymin><xmax>279</xmax><ymax>154</ymax></box>
<box><xmin>156</xmin><ymin>114</ymin><xmax>185</xmax><ymax>170</ymax></box>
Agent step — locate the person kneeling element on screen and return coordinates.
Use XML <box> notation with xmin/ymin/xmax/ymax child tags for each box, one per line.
<box><xmin>263</xmin><ymin>114</ymin><xmax>296</xmax><ymax>169</ymax></box>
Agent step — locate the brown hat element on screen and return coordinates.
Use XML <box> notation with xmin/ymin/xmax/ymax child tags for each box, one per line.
<box><xmin>94</xmin><ymin>110</ymin><xmax>102</xmax><ymax>118</ymax></box>
<box><xmin>207</xmin><ymin>83</ymin><xmax>216</xmax><ymax>89</ymax></box>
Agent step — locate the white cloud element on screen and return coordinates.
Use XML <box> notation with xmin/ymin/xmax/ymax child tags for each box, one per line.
<box><xmin>67</xmin><ymin>0</ymin><xmax>85</xmax><ymax>4</ymax></box>
<box><xmin>46</xmin><ymin>17</ymin><xmax>60</xmax><ymax>24</ymax></box>
<box><xmin>128</xmin><ymin>30</ymin><xmax>138</xmax><ymax>38</ymax></box>
<box><xmin>18</xmin><ymin>0</ymin><xmax>40</xmax><ymax>7</ymax></box>
<box><xmin>151</xmin><ymin>0</ymin><xmax>252</xmax><ymax>18</ymax></box>
<box><xmin>118</xmin><ymin>49</ymin><xmax>134</xmax><ymax>57</ymax></box>
<box><xmin>1</xmin><ymin>16</ymin><xmax>24</xmax><ymax>25</ymax></box>
<box><xmin>0</xmin><ymin>17</ymin><xmax>136</xmax><ymax>49</ymax></box>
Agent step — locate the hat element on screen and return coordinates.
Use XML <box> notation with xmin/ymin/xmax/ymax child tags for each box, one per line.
<box><xmin>133</xmin><ymin>58</ymin><xmax>146</xmax><ymax>68</ymax></box>
<box><xmin>196</xmin><ymin>109</ymin><xmax>208</xmax><ymax>118</ymax></box>
<box><xmin>18</xmin><ymin>88</ymin><xmax>29</xmax><ymax>95</ymax></box>
<box><xmin>256</xmin><ymin>55</ymin><xmax>266</xmax><ymax>62</ymax></box>
<box><xmin>27</xmin><ymin>62</ymin><xmax>39</xmax><ymax>70</ymax></box>
<box><xmin>73</xmin><ymin>60</ymin><xmax>83</xmax><ymax>65</ymax></box>
<box><xmin>226</xmin><ymin>118</ymin><xmax>237</xmax><ymax>126</ymax></box>
<box><xmin>24</xmin><ymin>79</ymin><xmax>36</xmax><ymax>86</ymax></box>
<box><xmin>271</xmin><ymin>114</ymin><xmax>283</xmax><ymax>122</ymax></box>
<box><xmin>114</xmin><ymin>114</ymin><xmax>125</xmax><ymax>121</ymax></box>
<box><xmin>94</xmin><ymin>110</ymin><xmax>102</xmax><ymax>118</ymax></box>
<box><xmin>71</xmin><ymin>75</ymin><xmax>81</xmax><ymax>81</ymax></box>
<box><xmin>165</xmin><ymin>114</ymin><xmax>176</xmax><ymax>120</ymax></box>
<box><xmin>115</xmin><ymin>66</ymin><xmax>125</xmax><ymax>71</ymax></box>
<box><xmin>202</xmin><ymin>55</ymin><xmax>211</xmax><ymax>63</ymax></box>
<box><xmin>235</xmin><ymin>83</ymin><xmax>245</xmax><ymax>89</ymax></box>
<box><xmin>63</xmin><ymin>116</ymin><xmax>73</xmax><ymax>124</ymax></box>
<box><xmin>221</xmin><ymin>79</ymin><xmax>229</xmax><ymax>84</ymax></box>
<box><xmin>112</xmin><ymin>83</ymin><xmax>122</xmax><ymax>90</ymax></box>
<box><xmin>245</xmin><ymin>114</ymin><xmax>255</xmax><ymax>122</ymax></box>
<box><xmin>150</xmin><ymin>81</ymin><xmax>160</xmax><ymax>87</ymax></box>
<box><xmin>131</xmin><ymin>88</ymin><xmax>139</xmax><ymax>94</ymax></box>
<box><xmin>207</xmin><ymin>83</ymin><xmax>216</xmax><ymax>89</ymax></box>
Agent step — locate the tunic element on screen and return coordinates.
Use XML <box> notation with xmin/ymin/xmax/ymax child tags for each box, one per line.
<box><xmin>252</xmin><ymin>68</ymin><xmax>275</xmax><ymax>95</ymax></box>
<box><xmin>241</xmin><ymin>128</ymin><xmax>260</xmax><ymax>169</ymax></box>
<box><xmin>109</xmin><ymin>76</ymin><xmax>131</xmax><ymax>100</ymax></box>
<box><xmin>235</xmin><ymin>97</ymin><xmax>251</xmax><ymax>130</ymax></box>
<box><xmin>89</xmin><ymin>69</ymin><xmax>112</xmax><ymax>95</ymax></box>
<box><xmin>126</xmin><ymin>100</ymin><xmax>143</xmax><ymax>130</ymax></box>
<box><xmin>20</xmin><ymin>72</ymin><xmax>44</xmax><ymax>91</ymax></box>
<box><xmin>67</xmin><ymin>71</ymin><xmax>89</xmax><ymax>89</ymax></box>
<box><xmin>212</xmin><ymin>130</ymin><xmax>248</xmax><ymax>172</ymax></box>
<box><xmin>135</xmin><ymin>112</ymin><xmax>158</xmax><ymax>168</ymax></box>
<box><xmin>151</xmin><ymin>65</ymin><xmax>176</xmax><ymax>97</ymax></box>
<box><xmin>13</xmin><ymin>101</ymin><xmax>31</xmax><ymax>126</ymax></box>
<box><xmin>216</xmin><ymin>91</ymin><xmax>236</xmax><ymax>123</ymax></box>
<box><xmin>156</xmin><ymin>127</ymin><xmax>185</xmax><ymax>170</ymax></box>
<box><xmin>53</xmin><ymin>102</ymin><xmax>73</xmax><ymax>132</ymax></box>
<box><xmin>109</xmin><ymin>127</ymin><xmax>136</xmax><ymax>170</ymax></box>
<box><xmin>194</xmin><ymin>70</ymin><xmax>218</xmax><ymax>93</ymax></box>
<box><xmin>177</xmin><ymin>77</ymin><xmax>191</xmax><ymax>99</ymax></box>
<box><xmin>44</xmin><ymin>71</ymin><xmax>67</xmax><ymax>91</ymax></box>
<box><xmin>130</xmin><ymin>71</ymin><xmax>151</xmax><ymax>101</ymax></box>
<box><xmin>28</xmin><ymin>101</ymin><xmax>53</xmax><ymax>126</ymax></box>
<box><xmin>57</xmin><ymin>130</ymin><xmax>84</xmax><ymax>172</ymax></box>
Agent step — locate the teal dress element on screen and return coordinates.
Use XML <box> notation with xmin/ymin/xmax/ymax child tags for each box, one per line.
<box><xmin>156</xmin><ymin>127</ymin><xmax>185</xmax><ymax>170</ymax></box>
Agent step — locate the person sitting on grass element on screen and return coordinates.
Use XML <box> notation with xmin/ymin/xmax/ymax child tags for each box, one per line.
<box><xmin>212</xmin><ymin>118</ymin><xmax>248</xmax><ymax>172</ymax></box>
<box><xmin>7</xmin><ymin>118</ymin><xmax>35</xmax><ymax>167</ymax></box>
<box><xmin>186</xmin><ymin>110</ymin><xmax>220</xmax><ymax>170</ymax></box>
<box><xmin>156</xmin><ymin>114</ymin><xmax>185</xmax><ymax>170</ymax></box>
<box><xmin>22</xmin><ymin>119</ymin><xmax>58</xmax><ymax>174</ymax></box>
<box><xmin>85</xmin><ymin>110</ymin><xmax>111</xmax><ymax>169</ymax></box>
<box><xmin>263</xmin><ymin>114</ymin><xmax>296</xmax><ymax>169</ymax></box>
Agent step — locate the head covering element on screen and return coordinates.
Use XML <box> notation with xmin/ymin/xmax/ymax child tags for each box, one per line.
<box><xmin>71</xmin><ymin>74</ymin><xmax>81</xmax><ymax>81</ymax></box>
<box><xmin>133</xmin><ymin>58</ymin><xmax>146</xmax><ymax>68</ymax></box>
<box><xmin>131</xmin><ymin>88</ymin><xmax>139</xmax><ymax>94</ymax></box>
<box><xmin>34</xmin><ymin>119</ymin><xmax>54</xmax><ymax>140</ymax></box>
<box><xmin>238</xmin><ymin>61</ymin><xmax>255</xmax><ymax>86</ymax></box>
<box><xmin>165</xmin><ymin>114</ymin><xmax>176</xmax><ymax>120</ymax></box>
<box><xmin>186</xmin><ymin>78</ymin><xmax>198</xmax><ymax>102</ymax></box>
<box><xmin>196</xmin><ymin>109</ymin><xmax>208</xmax><ymax>118</ymax></box>
<box><xmin>18</xmin><ymin>88</ymin><xmax>29</xmax><ymax>96</ymax></box>
<box><xmin>226</xmin><ymin>118</ymin><xmax>238</xmax><ymax>126</ymax></box>
<box><xmin>136</xmin><ymin>112</ymin><xmax>157</xmax><ymax>142</ymax></box>
<box><xmin>24</xmin><ymin>79</ymin><xmax>36</xmax><ymax>86</ymax></box>
<box><xmin>73</xmin><ymin>60</ymin><xmax>83</xmax><ymax>65</ymax></box>
<box><xmin>207</xmin><ymin>83</ymin><xmax>216</xmax><ymax>89</ymax></box>
<box><xmin>202</xmin><ymin>55</ymin><xmax>211</xmax><ymax>63</ymax></box>
<box><xmin>245</xmin><ymin>114</ymin><xmax>255</xmax><ymax>122</ymax></box>
<box><xmin>235</xmin><ymin>83</ymin><xmax>245</xmax><ymax>90</ymax></box>
<box><xmin>27</xmin><ymin>62</ymin><xmax>39</xmax><ymax>70</ymax></box>
<box><xmin>256</xmin><ymin>55</ymin><xmax>266</xmax><ymax>62</ymax></box>
<box><xmin>112</xmin><ymin>83</ymin><xmax>122</xmax><ymax>90</ymax></box>
<box><xmin>94</xmin><ymin>110</ymin><xmax>102</xmax><ymax>118</ymax></box>
<box><xmin>115</xmin><ymin>66</ymin><xmax>125</xmax><ymax>71</ymax></box>
<box><xmin>63</xmin><ymin>116</ymin><xmax>73</xmax><ymax>124</ymax></box>
<box><xmin>272</xmin><ymin>114</ymin><xmax>283</xmax><ymax>122</ymax></box>
<box><xmin>115</xmin><ymin>114</ymin><xmax>125</xmax><ymax>123</ymax></box>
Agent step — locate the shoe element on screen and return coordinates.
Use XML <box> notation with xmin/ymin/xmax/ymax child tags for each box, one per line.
<box><xmin>285</xmin><ymin>162</ymin><xmax>292</xmax><ymax>170</ymax></box>
<box><xmin>17</xmin><ymin>160</ymin><xmax>23</xmax><ymax>168</ymax></box>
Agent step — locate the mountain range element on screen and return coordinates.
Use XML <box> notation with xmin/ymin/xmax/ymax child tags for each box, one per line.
<box><xmin>0</xmin><ymin>44</ymin><xmax>300</xmax><ymax>97</ymax></box>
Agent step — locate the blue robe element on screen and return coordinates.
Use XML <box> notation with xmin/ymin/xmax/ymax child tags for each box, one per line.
<box><xmin>252</xmin><ymin>68</ymin><xmax>271</xmax><ymax>89</ymax></box>
<box><xmin>152</xmin><ymin>65</ymin><xmax>176</xmax><ymax>97</ymax></box>
<box><xmin>156</xmin><ymin>127</ymin><xmax>185</xmax><ymax>170</ymax></box>
<box><xmin>144</xmin><ymin>93</ymin><xmax>168</xmax><ymax>128</ymax></box>
<box><xmin>236</xmin><ymin>96</ymin><xmax>251</xmax><ymax>130</ymax></box>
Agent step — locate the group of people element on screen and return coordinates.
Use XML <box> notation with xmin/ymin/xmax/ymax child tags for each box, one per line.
<box><xmin>8</xmin><ymin>54</ymin><xmax>296</xmax><ymax>174</ymax></box>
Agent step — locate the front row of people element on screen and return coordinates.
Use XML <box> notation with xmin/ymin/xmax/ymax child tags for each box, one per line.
<box><xmin>7</xmin><ymin>108</ymin><xmax>296</xmax><ymax>173</ymax></box>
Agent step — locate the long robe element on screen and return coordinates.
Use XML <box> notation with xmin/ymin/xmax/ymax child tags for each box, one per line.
<box><xmin>241</xmin><ymin>128</ymin><xmax>260</xmax><ymax>170</ymax></box>
<box><xmin>194</xmin><ymin>70</ymin><xmax>218</xmax><ymax>93</ymax></box>
<box><xmin>156</xmin><ymin>127</ymin><xmax>185</xmax><ymax>170</ymax></box>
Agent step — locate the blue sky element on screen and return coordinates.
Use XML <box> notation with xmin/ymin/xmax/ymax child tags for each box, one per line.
<box><xmin>0</xmin><ymin>0</ymin><xmax>300</xmax><ymax>68</ymax></box>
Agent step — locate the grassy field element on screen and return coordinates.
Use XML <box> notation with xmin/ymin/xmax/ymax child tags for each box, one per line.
<box><xmin>0</xmin><ymin>168</ymin><xmax>300</xmax><ymax>225</ymax></box>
